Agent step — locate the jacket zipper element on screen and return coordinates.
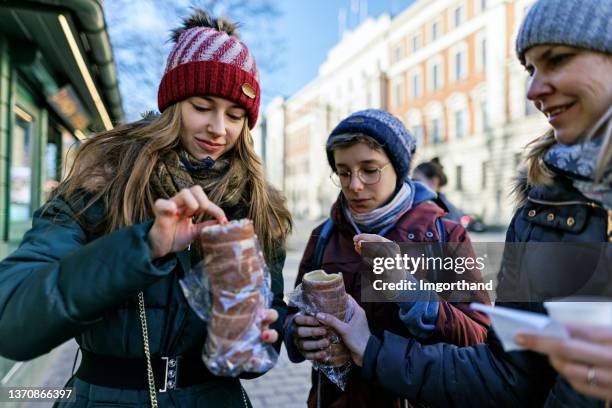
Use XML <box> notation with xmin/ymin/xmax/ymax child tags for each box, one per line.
<box><xmin>527</xmin><ymin>197</ymin><xmax>602</xmax><ymax>208</ymax></box>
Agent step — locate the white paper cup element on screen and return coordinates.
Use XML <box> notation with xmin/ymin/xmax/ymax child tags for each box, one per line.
<box><xmin>544</xmin><ymin>299</ymin><xmax>612</xmax><ymax>326</ymax></box>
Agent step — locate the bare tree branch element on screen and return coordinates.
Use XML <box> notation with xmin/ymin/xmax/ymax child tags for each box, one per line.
<box><xmin>104</xmin><ymin>0</ymin><xmax>284</xmax><ymax>121</ymax></box>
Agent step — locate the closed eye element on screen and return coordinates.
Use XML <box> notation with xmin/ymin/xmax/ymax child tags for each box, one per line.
<box><xmin>191</xmin><ymin>103</ymin><xmax>210</xmax><ymax>112</ymax></box>
<box><xmin>227</xmin><ymin>112</ymin><xmax>245</xmax><ymax>121</ymax></box>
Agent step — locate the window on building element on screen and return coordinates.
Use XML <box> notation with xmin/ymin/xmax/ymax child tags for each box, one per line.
<box><xmin>10</xmin><ymin>109</ymin><xmax>34</xmax><ymax>242</ymax></box>
<box><xmin>431</xmin><ymin>62</ymin><xmax>441</xmax><ymax>91</ymax></box>
<box><xmin>480</xmin><ymin>37</ymin><xmax>487</xmax><ymax>71</ymax></box>
<box><xmin>454</xmin><ymin>50</ymin><xmax>466</xmax><ymax>81</ymax></box>
<box><xmin>456</xmin><ymin>165</ymin><xmax>463</xmax><ymax>191</ymax></box>
<box><xmin>394</xmin><ymin>44</ymin><xmax>402</xmax><ymax>63</ymax></box>
<box><xmin>430</xmin><ymin>117</ymin><xmax>442</xmax><ymax>144</ymax></box>
<box><xmin>481</xmin><ymin>100</ymin><xmax>489</xmax><ymax>131</ymax></box>
<box><xmin>481</xmin><ymin>161</ymin><xmax>488</xmax><ymax>189</ymax></box>
<box><xmin>455</xmin><ymin>108</ymin><xmax>466</xmax><ymax>138</ymax></box>
<box><xmin>411</xmin><ymin>71</ymin><xmax>421</xmax><ymax>99</ymax></box>
<box><xmin>454</xmin><ymin>5</ymin><xmax>465</xmax><ymax>28</ymax></box>
<box><xmin>431</xmin><ymin>21</ymin><xmax>440</xmax><ymax>41</ymax></box>
<box><xmin>393</xmin><ymin>79</ymin><xmax>404</xmax><ymax>107</ymax></box>
<box><xmin>413</xmin><ymin>124</ymin><xmax>424</xmax><ymax>146</ymax></box>
<box><xmin>412</xmin><ymin>33</ymin><xmax>421</xmax><ymax>53</ymax></box>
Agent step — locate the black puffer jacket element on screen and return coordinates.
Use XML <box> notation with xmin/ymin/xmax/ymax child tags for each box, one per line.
<box><xmin>361</xmin><ymin>175</ymin><xmax>611</xmax><ymax>408</ymax></box>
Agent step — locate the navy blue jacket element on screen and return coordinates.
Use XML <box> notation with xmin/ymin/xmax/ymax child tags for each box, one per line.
<box><xmin>361</xmin><ymin>176</ymin><xmax>611</xmax><ymax>407</ymax></box>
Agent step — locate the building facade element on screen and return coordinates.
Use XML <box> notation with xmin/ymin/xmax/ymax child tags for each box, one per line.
<box><xmin>0</xmin><ymin>0</ymin><xmax>123</xmax><ymax>386</ymax></box>
<box><xmin>267</xmin><ymin>0</ymin><xmax>548</xmax><ymax>224</ymax></box>
<box><xmin>387</xmin><ymin>0</ymin><xmax>547</xmax><ymax>225</ymax></box>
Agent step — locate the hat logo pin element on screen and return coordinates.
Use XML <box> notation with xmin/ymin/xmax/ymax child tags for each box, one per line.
<box><xmin>348</xmin><ymin>118</ymin><xmax>365</xmax><ymax>123</ymax></box>
<box><xmin>241</xmin><ymin>83</ymin><xmax>256</xmax><ymax>99</ymax></box>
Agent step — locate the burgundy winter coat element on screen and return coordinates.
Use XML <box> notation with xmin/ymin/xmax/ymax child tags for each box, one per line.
<box><xmin>286</xmin><ymin>194</ymin><xmax>491</xmax><ymax>408</ymax></box>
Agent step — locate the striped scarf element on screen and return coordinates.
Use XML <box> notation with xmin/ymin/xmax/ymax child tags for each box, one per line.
<box><xmin>342</xmin><ymin>181</ymin><xmax>415</xmax><ymax>234</ymax></box>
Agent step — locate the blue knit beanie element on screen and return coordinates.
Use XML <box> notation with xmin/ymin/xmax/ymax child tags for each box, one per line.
<box><xmin>516</xmin><ymin>0</ymin><xmax>612</xmax><ymax>65</ymax></box>
<box><xmin>326</xmin><ymin>109</ymin><xmax>416</xmax><ymax>184</ymax></box>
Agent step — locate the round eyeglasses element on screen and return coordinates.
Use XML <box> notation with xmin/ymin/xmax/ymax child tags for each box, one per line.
<box><xmin>330</xmin><ymin>163</ymin><xmax>391</xmax><ymax>188</ymax></box>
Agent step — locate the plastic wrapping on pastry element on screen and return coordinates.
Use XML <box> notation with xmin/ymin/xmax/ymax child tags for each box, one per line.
<box><xmin>288</xmin><ymin>270</ymin><xmax>353</xmax><ymax>390</ymax></box>
<box><xmin>180</xmin><ymin>219</ymin><xmax>278</xmax><ymax>376</ymax></box>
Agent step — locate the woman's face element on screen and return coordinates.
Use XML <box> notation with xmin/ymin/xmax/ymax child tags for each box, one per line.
<box><xmin>524</xmin><ymin>45</ymin><xmax>612</xmax><ymax>145</ymax></box>
<box><xmin>180</xmin><ymin>96</ymin><xmax>247</xmax><ymax>160</ymax></box>
<box><xmin>333</xmin><ymin>143</ymin><xmax>397</xmax><ymax>213</ymax></box>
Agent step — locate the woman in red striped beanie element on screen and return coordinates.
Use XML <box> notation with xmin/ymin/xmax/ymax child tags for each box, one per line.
<box><xmin>0</xmin><ymin>9</ymin><xmax>292</xmax><ymax>407</ymax></box>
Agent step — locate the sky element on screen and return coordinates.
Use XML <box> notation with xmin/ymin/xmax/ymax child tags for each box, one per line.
<box><xmin>260</xmin><ymin>0</ymin><xmax>416</xmax><ymax>102</ymax></box>
<box><xmin>105</xmin><ymin>0</ymin><xmax>416</xmax><ymax>120</ymax></box>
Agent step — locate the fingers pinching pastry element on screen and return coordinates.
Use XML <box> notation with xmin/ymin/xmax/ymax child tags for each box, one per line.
<box><xmin>302</xmin><ymin>270</ymin><xmax>350</xmax><ymax>367</ymax></box>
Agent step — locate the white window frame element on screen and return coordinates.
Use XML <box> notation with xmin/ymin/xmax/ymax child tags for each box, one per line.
<box><xmin>449</xmin><ymin>42</ymin><xmax>468</xmax><ymax>82</ymax></box>
<box><xmin>475</xmin><ymin>31</ymin><xmax>487</xmax><ymax>73</ymax></box>
<box><xmin>454</xmin><ymin>108</ymin><xmax>467</xmax><ymax>139</ymax></box>
<box><xmin>427</xmin><ymin>55</ymin><xmax>444</xmax><ymax>92</ymax></box>
<box><xmin>410</xmin><ymin>67</ymin><xmax>422</xmax><ymax>100</ymax></box>
<box><xmin>430</xmin><ymin>19</ymin><xmax>441</xmax><ymax>42</ymax></box>
<box><xmin>393</xmin><ymin>43</ymin><xmax>403</xmax><ymax>63</ymax></box>
<box><xmin>470</xmin><ymin>85</ymin><xmax>487</xmax><ymax>134</ymax></box>
<box><xmin>449</xmin><ymin>2</ymin><xmax>466</xmax><ymax>29</ymax></box>
<box><xmin>411</xmin><ymin>32</ymin><xmax>421</xmax><ymax>53</ymax></box>
<box><xmin>446</xmin><ymin>93</ymin><xmax>469</xmax><ymax>140</ymax></box>
<box><xmin>475</xmin><ymin>0</ymin><xmax>488</xmax><ymax>13</ymax></box>
<box><xmin>425</xmin><ymin>102</ymin><xmax>444</xmax><ymax>145</ymax></box>
<box><xmin>406</xmin><ymin>110</ymin><xmax>424</xmax><ymax>146</ymax></box>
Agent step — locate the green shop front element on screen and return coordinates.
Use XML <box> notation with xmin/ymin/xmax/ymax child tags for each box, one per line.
<box><xmin>0</xmin><ymin>0</ymin><xmax>123</xmax><ymax>388</ymax></box>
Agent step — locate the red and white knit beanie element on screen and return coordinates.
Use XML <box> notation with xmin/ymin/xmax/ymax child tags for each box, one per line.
<box><xmin>157</xmin><ymin>25</ymin><xmax>260</xmax><ymax>128</ymax></box>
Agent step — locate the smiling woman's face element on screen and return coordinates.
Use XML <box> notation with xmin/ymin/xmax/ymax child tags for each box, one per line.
<box><xmin>524</xmin><ymin>45</ymin><xmax>612</xmax><ymax>145</ymax></box>
<box><xmin>180</xmin><ymin>96</ymin><xmax>246</xmax><ymax>160</ymax></box>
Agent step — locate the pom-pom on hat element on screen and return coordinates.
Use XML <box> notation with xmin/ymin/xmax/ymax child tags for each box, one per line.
<box><xmin>157</xmin><ymin>9</ymin><xmax>260</xmax><ymax>128</ymax></box>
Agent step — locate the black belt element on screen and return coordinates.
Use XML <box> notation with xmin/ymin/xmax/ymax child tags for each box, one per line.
<box><xmin>76</xmin><ymin>349</ymin><xmax>216</xmax><ymax>392</ymax></box>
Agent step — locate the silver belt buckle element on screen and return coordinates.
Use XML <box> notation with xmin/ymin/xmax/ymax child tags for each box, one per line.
<box><xmin>158</xmin><ymin>356</ymin><xmax>178</xmax><ymax>393</ymax></box>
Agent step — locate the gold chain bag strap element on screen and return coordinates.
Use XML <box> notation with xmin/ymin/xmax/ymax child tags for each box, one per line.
<box><xmin>138</xmin><ymin>291</ymin><xmax>159</xmax><ymax>408</ymax></box>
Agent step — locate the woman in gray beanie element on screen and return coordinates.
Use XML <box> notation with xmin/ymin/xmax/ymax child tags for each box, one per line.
<box><xmin>503</xmin><ymin>0</ymin><xmax>612</xmax><ymax>402</ymax></box>
<box><xmin>315</xmin><ymin>0</ymin><xmax>612</xmax><ymax>406</ymax></box>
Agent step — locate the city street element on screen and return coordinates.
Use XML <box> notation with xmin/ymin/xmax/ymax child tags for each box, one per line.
<box><xmin>7</xmin><ymin>218</ymin><xmax>505</xmax><ymax>408</ymax></box>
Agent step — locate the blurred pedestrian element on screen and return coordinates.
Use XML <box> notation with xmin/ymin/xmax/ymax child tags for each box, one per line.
<box><xmin>0</xmin><ymin>9</ymin><xmax>292</xmax><ymax>407</ymax></box>
<box><xmin>413</xmin><ymin>158</ymin><xmax>464</xmax><ymax>223</ymax></box>
<box><xmin>315</xmin><ymin>0</ymin><xmax>612</xmax><ymax>406</ymax></box>
<box><xmin>285</xmin><ymin>109</ymin><xmax>490</xmax><ymax>408</ymax></box>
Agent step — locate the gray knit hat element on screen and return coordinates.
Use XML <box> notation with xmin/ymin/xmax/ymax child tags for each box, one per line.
<box><xmin>516</xmin><ymin>0</ymin><xmax>612</xmax><ymax>65</ymax></box>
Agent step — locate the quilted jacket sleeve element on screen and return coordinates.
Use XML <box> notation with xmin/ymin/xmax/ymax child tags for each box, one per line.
<box><xmin>0</xmin><ymin>199</ymin><xmax>176</xmax><ymax>361</ymax></box>
<box><xmin>361</xmin><ymin>329</ymin><xmax>556</xmax><ymax>408</ymax></box>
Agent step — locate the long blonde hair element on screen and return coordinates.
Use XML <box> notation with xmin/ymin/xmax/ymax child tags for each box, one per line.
<box><xmin>525</xmin><ymin>105</ymin><xmax>612</xmax><ymax>187</ymax></box>
<box><xmin>55</xmin><ymin>103</ymin><xmax>292</xmax><ymax>262</ymax></box>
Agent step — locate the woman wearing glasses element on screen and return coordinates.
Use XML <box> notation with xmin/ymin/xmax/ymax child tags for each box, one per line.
<box><xmin>284</xmin><ymin>109</ymin><xmax>491</xmax><ymax>408</ymax></box>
